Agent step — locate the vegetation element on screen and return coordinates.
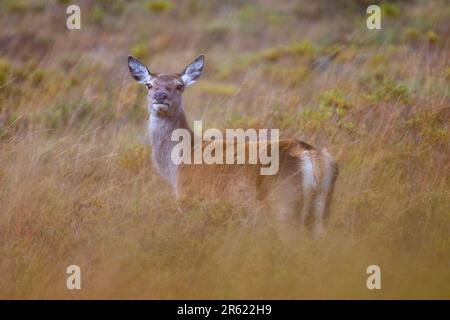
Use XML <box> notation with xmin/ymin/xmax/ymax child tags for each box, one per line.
<box><xmin>0</xmin><ymin>0</ymin><xmax>449</xmax><ymax>298</ymax></box>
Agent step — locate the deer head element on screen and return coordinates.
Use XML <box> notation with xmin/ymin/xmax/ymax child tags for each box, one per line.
<box><xmin>127</xmin><ymin>55</ymin><xmax>204</xmax><ymax>118</ymax></box>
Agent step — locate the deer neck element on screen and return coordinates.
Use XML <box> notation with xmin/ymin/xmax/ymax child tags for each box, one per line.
<box><xmin>148</xmin><ymin>104</ymin><xmax>193</xmax><ymax>188</ymax></box>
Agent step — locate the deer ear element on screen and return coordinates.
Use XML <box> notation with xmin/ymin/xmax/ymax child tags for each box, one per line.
<box><xmin>128</xmin><ymin>56</ymin><xmax>153</xmax><ymax>85</ymax></box>
<box><xmin>181</xmin><ymin>55</ymin><xmax>204</xmax><ymax>86</ymax></box>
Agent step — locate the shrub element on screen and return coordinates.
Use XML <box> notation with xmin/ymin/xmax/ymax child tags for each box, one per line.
<box><xmin>381</xmin><ymin>2</ymin><xmax>401</xmax><ymax>18</ymax></box>
<box><xmin>117</xmin><ymin>144</ymin><xmax>150</xmax><ymax>174</ymax></box>
<box><xmin>319</xmin><ymin>89</ymin><xmax>352</xmax><ymax>117</ymax></box>
<box><xmin>131</xmin><ymin>43</ymin><xmax>150</xmax><ymax>60</ymax></box>
<box><xmin>89</xmin><ymin>5</ymin><xmax>106</xmax><ymax>24</ymax></box>
<box><xmin>406</xmin><ymin>111</ymin><xmax>449</xmax><ymax>143</ymax></box>
<box><xmin>0</xmin><ymin>58</ymin><xmax>12</xmax><ymax>86</ymax></box>
<box><xmin>198</xmin><ymin>81</ymin><xmax>239</xmax><ymax>96</ymax></box>
<box><xmin>146</xmin><ymin>0</ymin><xmax>173</xmax><ymax>13</ymax></box>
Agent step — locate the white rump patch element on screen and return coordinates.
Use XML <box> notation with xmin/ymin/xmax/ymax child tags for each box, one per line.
<box><xmin>301</xmin><ymin>152</ymin><xmax>316</xmax><ymax>192</ymax></box>
<box><xmin>300</xmin><ymin>151</ymin><xmax>316</xmax><ymax>223</ymax></box>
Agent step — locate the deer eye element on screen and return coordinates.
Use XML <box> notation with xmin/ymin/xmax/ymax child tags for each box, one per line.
<box><xmin>146</xmin><ymin>83</ymin><xmax>153</xmax><ymax>89</ymax></box>
<box><xmin>176</xmin><ymin>84</ymin><xmax>184</xmax><ymax>91</ymax></box>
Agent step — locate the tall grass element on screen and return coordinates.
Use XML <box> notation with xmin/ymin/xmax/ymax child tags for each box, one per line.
<box><xmin>0</xmin><ymin>0</ymin><xmax>449</xmax><ymax>298</ymax></box>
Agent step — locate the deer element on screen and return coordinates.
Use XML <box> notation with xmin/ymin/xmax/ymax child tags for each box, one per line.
<box><xmin>127</xmin><ymin>54</ymin><xmax>338</xmax><ymax>238</ymax></box>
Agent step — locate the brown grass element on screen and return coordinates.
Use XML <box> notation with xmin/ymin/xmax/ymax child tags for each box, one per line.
<box><xmin>0</xmin><ymin>0</ymin><xmax>449</xmax><ymax>299</ymax></box>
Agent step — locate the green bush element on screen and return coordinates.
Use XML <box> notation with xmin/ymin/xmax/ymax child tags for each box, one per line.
<box><xmin>131</xmin><ymin>43</ymin><xmax>150</xmax><ymax>60</ymax></box>
<box><xmin>0</xmin><ymin>58</ymin><xmax>12</xmax><ymax>86</ymax></box>
<box><xmin>146</xmin><ymin>0</ymin><xmax>173</xmax><ymax>13</ymax></box>
<box><xmin>89</xmin><ymin>5</ymin><xmax>106</xmax><ymax>24</ymax></box>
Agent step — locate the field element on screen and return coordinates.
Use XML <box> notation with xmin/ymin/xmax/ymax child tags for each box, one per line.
<box><xmin>0</xmin><ymin>0</ymin><xmax>449</xmax><ymax>299</ymax></box>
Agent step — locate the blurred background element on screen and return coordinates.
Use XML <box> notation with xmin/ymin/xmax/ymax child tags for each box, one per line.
<box><xmin>0</xmin><ymin>0</ymin><xmax>449</xmax><ymax>299</ymax></box>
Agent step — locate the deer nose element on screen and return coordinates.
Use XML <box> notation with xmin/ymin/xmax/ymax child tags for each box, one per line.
<box><xmin>154</xmin><ymin>92</ymin><xmax>168</xmax><ymax>103</ymax></box>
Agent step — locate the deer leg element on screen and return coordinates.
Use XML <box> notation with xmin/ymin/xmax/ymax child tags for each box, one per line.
<box><xmin>265</xmin><ymin>195</ymin><xmax>301</xmax><ymax>246</ymax></box>
<box><xmin>311</xmin><ymin>157</ymin><xmax>337</xmax><ymax>238</ymax></box>
<box><xmin>311</xmin><ymin>191</ymin><xmax>327</xmax><ymax>238</ymax></box>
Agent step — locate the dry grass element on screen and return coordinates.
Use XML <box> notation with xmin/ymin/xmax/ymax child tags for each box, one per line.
<box><xmin>0</xmin><ymin>0</ymin><xmax>449</xmax><ymax>299</ymax></box>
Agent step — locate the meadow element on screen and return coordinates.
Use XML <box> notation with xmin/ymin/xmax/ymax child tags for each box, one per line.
<box><xmin>0</xmin><ymin>0</ymin><xmax>449</xmax><ymax>299</ymax></box>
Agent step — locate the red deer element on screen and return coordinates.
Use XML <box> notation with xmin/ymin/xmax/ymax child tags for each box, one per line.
<box><xmin>128</xmin><ymin>55</ymin><xmax>338</xmax><ymax>237</ymax></box>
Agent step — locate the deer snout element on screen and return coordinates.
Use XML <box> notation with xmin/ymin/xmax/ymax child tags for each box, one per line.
<box><xmin>154</xmin><ymin>92</ymin><xmax>168</xmax><ymax>104</ymax></box>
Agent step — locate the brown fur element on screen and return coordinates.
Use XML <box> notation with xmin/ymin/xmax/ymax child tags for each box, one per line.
<box><xmin>177</xmin><ymin>139</ymin><xmax>338</xmax><ymax>227</ymax></box>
